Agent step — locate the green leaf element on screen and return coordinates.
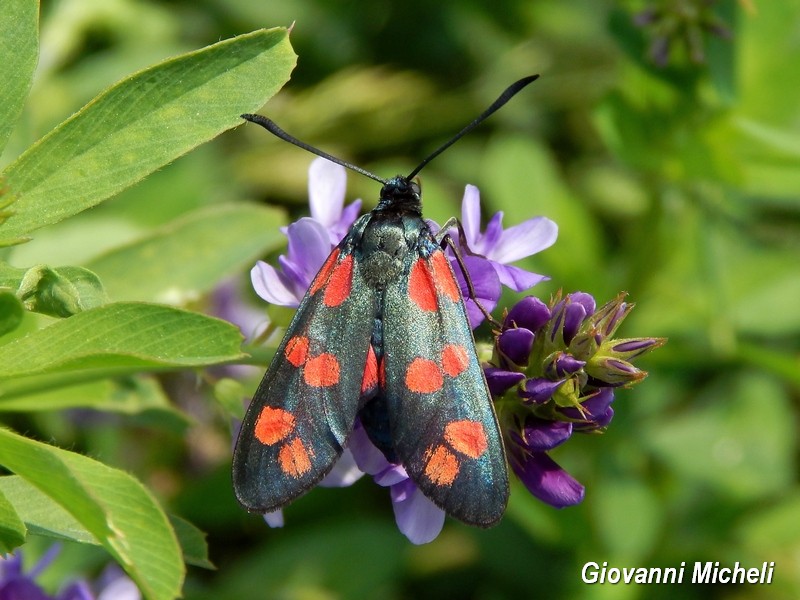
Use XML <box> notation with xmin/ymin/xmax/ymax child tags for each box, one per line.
<box><xmin>0</xmin><ymin>376</ymin><xmax>186</xmax><ymax>421</ymax></box>
<box><xmin>0</xmin><ymin>475</ymin><xmax>94</xmax><ymax>544</ymax></box>
<box><xmin>0</xmin><ymin>0</ymin><xmax>38</xmax><ymax>154</ymax></box>
<box><xmin>0</xmin><ymin>484</ymin><xmax>27</xmax><ymax>554</ymax></box>
<box><xmin>0</xmin><ymin>476</ymin><xmax>212</xmax><ymax>572</ymax></box>
<box><xmin>0</xmin><ymin>27</ymin><xmax>296</xmax><ymax>244</ymax></box>
<box><xmin>0</xmin><ymin>288</ymin><xmax>24</xmax><ymax>336</ymax></box>
<box><xmin>169</xmin><ymin>514</ymin><xmax>214</xmax><ymax>570</ymax></box>
<box><xmin>0</xmin><ymin>302</ymin><xmax>245</xmax><ymax>398</ymax></box>
<box><xmin>87</xmin><ymin>203</ymin><xmax>285</xmax><ymax>303</ymax></box>
<box><xmin>0</xmin><ymin>428</ymin><xmax>183</xmax><ymax>600</ymax></box>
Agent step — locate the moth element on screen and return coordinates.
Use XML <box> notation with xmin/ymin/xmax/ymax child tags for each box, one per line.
<box><xmin>233</xmin><ymin>75</ymin><xmax>538</xmax><ymax>527</ymax></box>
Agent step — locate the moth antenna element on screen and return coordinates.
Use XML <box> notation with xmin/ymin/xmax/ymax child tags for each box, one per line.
<box><xmin>406</xmin><ymin>74</ymin><xmax>540</xmax><ymax>180</ymax></box>
<box><xmin>241</xmin><ymin>113</ymin><xmax>389</xmax><ymax>185</ymax></box>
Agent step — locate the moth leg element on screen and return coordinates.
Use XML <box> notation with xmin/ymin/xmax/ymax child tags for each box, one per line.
<box><xmin>435</xmin><ymin>218</ymin><xmax>501</xmax><ymax>328</ymax></box>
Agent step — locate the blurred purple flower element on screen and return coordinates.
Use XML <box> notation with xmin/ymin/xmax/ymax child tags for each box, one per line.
<box><xmin>0</xmin><ymin>547</ymin><xmax>139</xmax><ymax>600</ymax></box>
<box><xmin>488</xmin><ymin>292</ymin><xmax>665</xmax><ymax>507</ymax></box>
<box><xmin>632</xmin><ymin>0</ymin><xmax>732</xmax><ymax>67</ymax></box>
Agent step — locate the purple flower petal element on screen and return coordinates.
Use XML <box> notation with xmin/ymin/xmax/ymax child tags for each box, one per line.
<box><xmin>461</xmin><ymin>184</ymin><xmax>481</xmax><ymax>244</ymax></box>
<box><xmin>337</xmin><ymin>199</ymin><xmax>363</xmax><ymax>238</ymax></box>
<box><xmin>484</xmin><ymin>368</ymin><xmax>525</xmax><ymax>398</ymax></box>
<box><xmin>498</xmin><ymin>328</ymin><xmax>534</xmax><ymax>366</ymax></box>
<box><xmin>510</xmin><ymin>449</ymin><xmax>585</xmax><ymax>508</ymax></box>
<box><xmin>95</xmin><ymin>570</ymin><xmax>141</xmax><ymax>600</ymax></box>
<box><xmin>263</xmin><ymin>510</ymin><xmax>284</xmax><ymax>528</ymax></box>
<box><xmin>520</xmin><ymin>377</ymin><xmax>563</xmax><ymax>404</ymax></box>
<box><xmin>567</xmin><ymin>292</ymin><xmax>596</xmax><ymax>316</ymax></box>
<box><xmin>347</xmin><ymin>420</ymin><xmax>393</xmax><ymax>476</ymax></box>
<box><xmin>493</xmin><ymin>263</ymin><xmax>549</xmax><ymax>292</ymax></box>
<box><xmin>480</xmin><ymin>211</ymin><xmax>505</xmax><ymax>252</ymax></box>
<box><xmin>308</xmin><ymin>158</ymin><xmax>347</xmax><ymax>232</ymax></box>
<box><xmin>319</xmin><ymin>448</ymin><xmax>365</xmax><ymax>487</ymax></box>
<box><xmin>553</xmin><ymin>353</ymin><xmax>586</xmax><ymax>376</ymax></box>
<box><xmin>59</xmin><ymin>580</ymin><xmax>94</xmax><ymax>600</ymax></box>
<box><xmin>390</xmin><ymin>479</ymin><xmax>446</xmax><ymax>545</ymax></box>
<box><xmin>251</xmin><ymin>261</ymin><xmax>302</xmax><ymax>307</ymax></box>
<box><xmin>0</xmin><ymin>579</ymin><xmax>52</xmax><ymax>600</ymax></box>
<box><xmin>516</xmin><ymin>418</ymin><xmax>573</xmax><ymax>451</ymax></box>
<box><xmin>451</xmin><ymin>254</ymin><xmax>501</xmax><ymax>328</ymax></box>
<box><xmin>504</xmin><ymin>296</ymin><xmax>551</xmax><ymax>331</ymax></box>
<box><xmin>285</xmin><ymin>217</ymin><xmax>334</xmax><ymax>284</ymax></box>
<box><xmin>562</xmin><ymin>301</ymin><xmax>588</xmax><ymax>345</ymax></box>
<box><xmin>559</xmin><ymin>388</ymin><xmax>615</xmax><ymax>428</ymax></box>
<box><xmin>487</xmin><ymin>216</ymin><xmax>558</xmax><ymax>264</ymax></box>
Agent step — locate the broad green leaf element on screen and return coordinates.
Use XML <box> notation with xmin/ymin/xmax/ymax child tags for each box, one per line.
<box><xmin>0</xmin><ymin>376</ymin><xmax>185</xmax><ymax>421</ymax></box>
<box><xmin>0</xmin><ymin>485</ymin><xmax>27</xmax><ymax>553</ymax></box>
<box><xmin>0</xmin><ymin>27</ymin><xmax>296</xmax><ymax>244</ymax></box>
<box><xmin>0</xmin><ymin>302</ymin><xmax>245</xmax><ymax>398</ymax></box>
<box><xmin>0</xmin><ymin>428</ymin><xmax>183</xmax><ymax>600</ymax></box>
<box><xmin>169</xmin><ymin>514</ymin><xmax>214</xmax><ymax>570</ymax></box>
<box><xmin>0</xmin><ymin>475</ymin><xmax>94</xmax><ymax>544</ymax></box>
<box><xmin>87</xmin><ymin>203</ymin><xmax>285</xmax><ymax>303</ymax></box>
<box><xmin>0</xmin><ymin>0</ymin><xmax>38</xmax><ymax>154</ymax></box>
<box><xmin>0</xmin><ymin>476</ymin><xmax>212</xmax><ymax>570</ymax></box>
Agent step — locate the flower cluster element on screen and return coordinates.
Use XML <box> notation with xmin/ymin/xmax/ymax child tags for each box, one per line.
<box><xmin>245</xmin><ymin>157</ymin><xmax>662</xmax><ymax>544</ymax></box>
<box><xmin>633</xmin><ymin>0</ymin><xmax>732</xmax><ymax>67</ymax></box>
<box><xmin>0</xmin><ymin>546</ymin><xmax>139</xmax><ymax>600</ymax></box>
<box><xmin>487</xmin><ymin>292</ymin><xmax>665</xmax><ymax>507</ymax></box>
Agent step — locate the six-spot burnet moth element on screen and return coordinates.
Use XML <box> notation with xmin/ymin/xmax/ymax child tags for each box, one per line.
<box><xmin>233</xmin><ymin>74</ymin><xmax>539</xmax><ymax>528</ymax></box>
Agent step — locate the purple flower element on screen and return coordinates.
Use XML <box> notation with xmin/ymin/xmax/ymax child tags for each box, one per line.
<box><xmin>347</xmin><ymin>421</ymin><xmax>445</xmax><ymax>545</ymax></box>
<box><xmin>632</xmin><ymin>0</ymin><xmax>732</xmax><ymax>67</ymax></box>
<box><xmin>488</xmin><ymin>291</ymin><xmax>665</xmax><ymax>508</ymax></box>
<box><xmin>450</xmin><ymin>185</ymin><xmax>557</xmax><ymax>327</ymax></box>
<box><xmin>251</xmin><ymin>158</ymin><xmax>361</xmax><ymax>307</ymax></box>
<box><xmin>0</xmin><ymin>547</ymin><xmax>139</xmax><ymax>600</ymax></box>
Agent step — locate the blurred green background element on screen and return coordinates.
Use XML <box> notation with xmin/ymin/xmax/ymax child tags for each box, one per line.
<box><xmin>4</xmin><ymin>0</ymin><xmax>799</xmax><ymax>598</ymax></box>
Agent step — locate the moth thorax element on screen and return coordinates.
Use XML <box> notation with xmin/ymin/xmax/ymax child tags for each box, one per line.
<box><xmin>360</xmin><ymin>221</ymin><xmax>407</xmax><ymax>289</ymax></box>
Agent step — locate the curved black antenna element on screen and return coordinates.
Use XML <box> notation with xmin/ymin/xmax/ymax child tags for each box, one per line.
<box><xmin>405</xmin><ymin>74</ymin><xmax>540</xmax><ymax>180</ymax></box>
<box><xmin>241</xmin><ymin>113</ymin><xmax>389</xmax><ymax>185</ymax></box>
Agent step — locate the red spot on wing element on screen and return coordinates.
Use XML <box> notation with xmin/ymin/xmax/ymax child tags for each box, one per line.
<box><xmin>309</xmin><ymin>249</ymin><xmax>341</xmax><ymax>296</ymax></box>
<box><xmin>278</xmin><ymin>437</ymin><xmax>313</xmax><ymax>478</ymax></box>
<box><xmin>378</xmin><ymin>356</ymin><xmax>386</xmax><ymax>389</ymax></box>
<box><xmin>424</xmin><ymin>445</ymin><xmax>460</xmax><ymax>486</ymax></box>
<box><xmin>361</xmin><ymin>345</ymin><xmax>378</xmax><ymax>394</ymax></box>
<box><xmin>254</xmin><ymin>407</ymin><xmax>296</xmax><ymax>445</ymax></box>
<box><xmin>405</xmin><ymin>358</ymin><xmax>443</xmax><ymax>393</ymax></box>
<box><xmin>430</xmin><ymin>251</ymin><xmax>461</xmax><ymax>302</ymax></box>
<box><xmin>285</xmin><ymin>335</ymin><xmax>310</xmax><ymax>367</ymax></box>
<box><xmin>442</xmin><ymin>344</ymin><xmax>470</xmax><ymax>377</ymax></box>
<box><xmin>445</xmin><ymin>420</ymin><xmax>488</xmax><ymax>459</ymax></box>
<box><xmin>304</xmin><ymin>353</ymin><xmax>341</xmax><ymax>387</ymax></box>
<box><xmin>408</xmin><ymin>259</ymin><xmax>437</xmax><ymax>312</ymax></box>
<box><xmin>323</xmin><ymin>254</ymin><xmax>354</xmax><ymax>307</ymax></box>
